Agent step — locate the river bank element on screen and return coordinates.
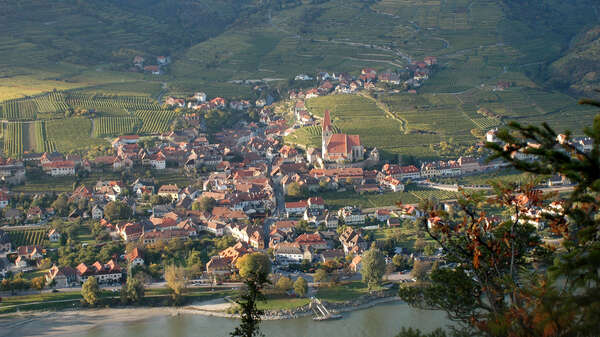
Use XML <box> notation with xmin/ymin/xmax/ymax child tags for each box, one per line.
<box><xmin>181</xmin><ymin>294</ymin><xmax>402</xmax><ymax>320</ymax></box>
<box><xmin>0</xmin><ymin>294</ymin><xmax>402</xmax><ymax>337</ymax></box>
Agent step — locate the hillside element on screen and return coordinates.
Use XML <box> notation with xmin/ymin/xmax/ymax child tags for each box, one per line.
<box><xmin>549</xmin><ymin>26</ymin><xmax>600</xmax><ymax>97</ymax></box>
<box><xmin>0</xmin><ymin>0</ymin><xmax>253</xmax><ymax>100</ymax></box>
<box><xmin>0</xmin><ymin>0</ymin><xmax>598</xmax><ymax>159</ymax></box>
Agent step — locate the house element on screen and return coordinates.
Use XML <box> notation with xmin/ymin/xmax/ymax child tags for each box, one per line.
<box><xmin>76</xmin><ymin>260</ymin><xmax>123</xmax><ymax>284</ymax></box>
<box><xmin>321</xmin><ymin>110</ymin><xmax>364</xmax><ymax>162</ymax></box>
<box><xmin>0</xmin><ymin>229</ymin><xmax>11</xmax><ymax>252</ymax></box>
<box><xmin>285</xmin><ymin>200</ymin><xmax>308</xmax><ymax>217</ymax></box>
<box><xmin>350</xmin><ymin>255</ymin><xmax>362</xmax><ymax>272</ymax></box>
<box><xmin>149</xmin><ymin>152</ymin><xmax>166</xmax><ymax>170</ymax></box>
<box><xmin>382</xmin><ymin>176</ymin><xmax>405</xmax><ymax>192</ymax></box>
<box><xmin>0</xmin><ymin>191</ymin><xmax>9</xmax><ymax>208</ymax></box>
<box><xmin>15</xmin><ymin>255</ymin><xmax>27</xmax><ymax>268</ymax></box>
<box><xmin>375</xmin><ymin>209</ymin><xmax>391</xmax><ymax>223</ymax></box>
<box><xmin>112</xmin><ymin>135</ymin><xmax>140</xmax><ymax>148</ymax></box>
<box><xmin>294</xmin><ymin>232</ymin><xmax>328</xmax><ymax>251</ymax></box>
<box><xmin>339</xmin><ymin>227</ymin><xmax>368</xmax><ymax>255</ymax></box>
<box><xmin>388</xmin><ymin>217</ymin><xmax>401</xmax><ymax>227</ymax></box>
<box><xmin>91</xmin><ymin>205</ymin><xmax>104</xmax><ymax>220</ymax></box>
<box><xmin>193</xmin><ymin>92</ymin><xmax>207</xmax><ymax>102</ymax></box>
<box><xmin>46</xmin><ymin>265</ymin><xmax>79</xmax><ymax>288</ymax></box>
<box><xmin>486</xmin><ymin>129</ymin><xmax>499</xmax><ymax>143</ymax></box>
<box><xmin>273</xmin><ymin>242</ymin><xmax>304</xmax><ymax>264</ymax></box>
<box><xmin>0</xmin><ymin>259</ymin><xmax>6</xmax><ymax>277</ymax></box>
<box><xmin>133</xmin><ymin>56</ymin><xmax>145</xmax><ymax>67</ymax></box>
<box><xmin>381</xmin><ymin>164</ymin><xmax>420</xmax><ymax>180</ymax></box>
<box><xmin>27</xmin><ymin>206</ymin><xmax>44</xmax><ymax>220</ymax></box>
<box><xmin>40</xmin><ymin>152</ymin><xmax>64</xmax><ymax>165</ymax></box>
<box><xmin>206</xmin><ymin>256</ymin><xmax>231</xmax><ymax>276</ymax></box>
<box><xmin>157</xmin><ymin>56</ymin><xmax>169</xmax><ymax>65</ymax></box>
<box><xmin>17</xmin><ymin>245</ymin><xmax>43</xmax><ymax>260</ymax></box>
<box><xmin>126</xmin><ymin>248</ymin><xmax>144</xmax><ymax>268</ymax></box>
<box><xmin>48</xmin><ymin>229</ymin><xmax>60</xmax><ymax>242</ymax></box>
<box><xmin>144</xmin><ymin>65</ymin><xmax>161</xmax><ymax>75</ymax></box>
<box><xmin>307</xmin><ymin>197</ymin><xmax>325</xmax><ymax>210</ymax></box>
<box><xmin>458</xmin><ymin>157</ymin><xmax>482</xmax><ymax>174</ymax></box>
<box><xmin>158</xmin><ymin>184</ymin><xmax>179</xmax><ymax>201</ymax></box>
<box><xmin>43</xmin><ymin>161</ymin><xmax>75</xmax><ymax>176</ymax></box>
<box><xmin>338</xmin><ymin>206</ymin><xmax>366</xmax><ymax>225</ymax></box>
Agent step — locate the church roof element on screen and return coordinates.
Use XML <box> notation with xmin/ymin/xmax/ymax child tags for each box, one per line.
<box><xmin>327</xmin><ymin>134</ymin><xmax>361</xmax><ymax>156</ymax></box>
<box><xmin>322</xmin><ymin>110</ymin><xmax>332</xmax><ymax>133</ymax></box>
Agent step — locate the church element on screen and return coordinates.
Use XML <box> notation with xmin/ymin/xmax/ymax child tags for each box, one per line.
<box><xmin>321</xmin><ymin>110</ymin><xmax>365</xmax><ymax>162</ymax></box>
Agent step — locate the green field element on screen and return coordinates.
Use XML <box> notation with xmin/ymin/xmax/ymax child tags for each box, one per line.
<box><xmin>286</xmin><ymin>95</ymin><xmax>409</xmax><ymax>158</ymax></box>
<box><xmin>0</xmin><ymin>92</ymin><xmax>182</xmax><ymax>156</ymax></box>
<box><xmin>45</xmin><ymin>118</ymin><xmax>106</xmax><ymax>153</ymax></box>
<box><xmin>0</xmin><ymin>0</ymin><xmax>596</xmax><ymax>158</ymax></box>
<box><xmin>284</xmin><ymin>87</ymin><xmax>597</xmax><ymax>160</ymax></box>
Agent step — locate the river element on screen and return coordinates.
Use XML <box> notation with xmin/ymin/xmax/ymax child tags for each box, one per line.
<box><xmin>61</xmin><ymin>302</ymin><xmax>451</xmax><ymax>337</ymax></box>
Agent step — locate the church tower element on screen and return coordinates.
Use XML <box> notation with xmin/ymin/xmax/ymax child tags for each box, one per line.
<box><xmin>322</xmin><ymin>110</ymin><xmax>333</xmax><ymax>159</ymax></box>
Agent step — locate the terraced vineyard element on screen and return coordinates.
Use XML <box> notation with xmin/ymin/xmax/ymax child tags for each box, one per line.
<box><xmin>3</xmin><ymin>123</ymin><xmax>24</xmax><ymax>157</ymax></box>
<box><xmin>34</xmin><ymin>121</ymin><xmax>57</xmax><ymax>153</ymax></box>
<box><xmin>134</xmin><ymin>109</ymin><xmax>179</xmax><ymax>134</ymax></box>
<box><xmin>34</xmin><ymin>92</ymin><xmax>69</xmax><ymax>117</ymax></box>
<box><xmin>92</xmin><ymin>116</ymin><xmax>140</xmax><ymax>137</ymax></box>
<box><xmin>1</xmin><ymin>100</ymin><xmax>37</xmax><ymax>121</ymax></box>
<box><xmin>66</xmin><ymin>93</ymin><xmax>162</xmax><ymax>116</ymax></box>
<box><xmin>6</xmin><ymin>229</ymin><xmax>48</xmax><ymax>246</ymax></box>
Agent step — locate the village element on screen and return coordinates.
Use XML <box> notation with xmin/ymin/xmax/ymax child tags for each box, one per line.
<box><xmin>0</xmin><ymin>62</ymin><xmax>584</xmax><ymax>314</ymax></box>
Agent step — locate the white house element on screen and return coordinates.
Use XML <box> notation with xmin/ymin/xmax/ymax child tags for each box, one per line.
<box><xmin>284</xmin><ymin>201</ymin><xmax>308</xmax><ymax>217</ymax></box>
<box><xmin>48</xmin><ymin>229</ymin><xmax>60</xmax><ymax>242</ymax></box>
<box><xmin>91</xmin><ymin>205</ymin><xmax>104</xmax><ymax>220</ymax></box>
<box><xmin>274</xmin><ymin>243</ymin><xmax>304</xmax><ymax>263</ymax></box>
<box><xmin>150</xmin><ymin>153</ymin><xmax>166</xmax><ymax>170</ymax></box>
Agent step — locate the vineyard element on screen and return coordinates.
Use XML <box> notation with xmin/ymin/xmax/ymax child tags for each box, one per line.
<box><xmin>34</xmin><ymin>121</ymin><xmax>56</xmax><ymax>153</ymax></box>
<box><xmin>34</xmin><ymin>92</ymin><xmax>69</xmax><ymax>115</ymax></box>
<box><xmin>92</xmin><ymin>116</ymin><xmax>140</xmax><ymax>137</ymax></box>
<box><xmin>134</xmin><ymin>109</ymin><xmax>179</xmax><ymax>134</ymax></box>
<box><xmin>7</xmin><ymin>229</ymin><xmax>48</xmax><ymax>246</ymax></box>
<box><xmin>0</xmin><ymin>100</ymin><xmax>37</xmax><ymax>121</ymax></box>
<box><xmin>3</xmin><ymin>123</ymin><xmax>24</xmax><ymax>157</ymax></box>
<box><xmin>66</xmin><ymin>93</ymin><xmax>163</xmax><ymax>116</ymax></box>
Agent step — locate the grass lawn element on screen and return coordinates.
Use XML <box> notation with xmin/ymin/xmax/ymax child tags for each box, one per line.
<box><xmin>258</xmin><ymin>294</ymin><xmax>310</xmax><ymax>311</ymax></box>
<box><xmin>0</xmin><ymin>288</ymin><xmax>236</xmax><ymax>314</ymax></box>
<box><xmin>316</xmin><ymin>281</ymin><xmax>385</xmax><ymax>303</ymax></box>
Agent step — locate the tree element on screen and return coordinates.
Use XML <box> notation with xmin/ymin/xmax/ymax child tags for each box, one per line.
<box><xmin>275</xmin><ymin>276</ymin><xmax>292</xmax><ymax>293</ymax></box>
<box><xmin>293</xmin><ymin>277</ymin><xmax>308</xmax><ymax>297</ymax></box>
<box><xmin>51</xmin><ymin>194</ymin><xmax>69</xmax><ymax>217</ymax></box>
<box><xmin>231</xmin><ymin>253</ymin><xmax>272</xmax><ymax>337</ymax></box>
<box><xmin>81</xmin><ymin>277</ymin><xmax>100</xmax><ymax>306</ymax></box>
<box><xmin>410</xmin><ymin>260</ymin><xmax>430</xmax><ymax>281</ymax></box>
<box><xmin>104</xmin><ymin>201</ymin><xmax>132</xmax><ymax>221</ymax></box>
<box><xmin>400</xmin><ymin>101</ymin><xmax>600</xmax><ymax>336</ymax></box>
<box><xmin>192</xmin><ymin>197</ymin><xmax>216</xmax><ymax>212</ymax></box>
<box><xmin>164</xmin><ymin>265</ymin><xmax>187</xmax><ymax>305</ymax></box>
<box><xmin>313</xmin><ymin>269</ymin><xmax>328</xmax><ymax>286</ymax></box>
<box><xmin>31</xmin><ymin>276</ymin><xmax>45</xmax><ymax>292</ymax></box>
<box><xmin>287</xmin><ymin>182</ymin><xmax>307</xmax><ymax>198</ymax></box>
<box><xmin>392</xmin><ymin>254</ymin><xmax>412</xmax><ymax>271</ymax></box>
<box><xmin>121</xmin><ymin>277</ymin><xmax>145</xmax><ymax>304</ymax></box>
<box><xmin>413</xmin><ymin>238</ymin><xmax>425</xmax><ymax>253</ymax></box>
<box><xmin>361</xmin><ymin>246</ymin><xmax>386</xmax><ymax>290</ymax></box>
